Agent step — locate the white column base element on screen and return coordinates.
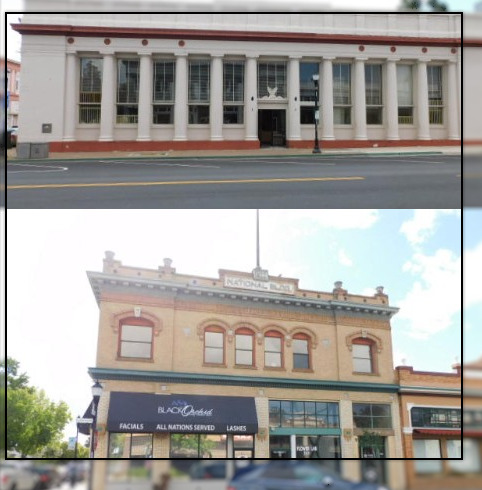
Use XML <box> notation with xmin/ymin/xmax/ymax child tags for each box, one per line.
<box><xmin>210</xmin><ymin>136</ymin><xmax>224</xmax><ymax>141</ymax></box>
<box><xmin>322</xmin><ymin>136</ymin><xmax>335</xmax><ymax>141</ymax></box>
<box><xmin>354</xmin><ymin>136</ymin><xmax>368</xmax><ymax>140</ymax></box>
<box><xmin>245</xmin><ymin>136</ymin><xmax>259</xmax><ymax>141</ymax></box>
<box><xmin>62</xmin><ymin>137</ymin><xmax>76</xmax><ymax>142</ymax></box>
<box><xmin>448</xmin><ymin>136</ymin><xmax>460</xmax><ymax>140</ymax></box>
<box><xmin>98</xmin><ymin>137</ymin><xmax>113</xmax><ymax>142</ymax></box>
<box><xmin>136</xmin><ymin>137</ymin><xmax>152</xmax><ymax>142</ymax></box>
<box><xmin>418</xmin><ymin>136</ymin><xmax>432</xmax><ymax>141</ymax></box>
<box><xmin>387</xmin><ymin>136</ymin><xmax>400</xmax><ymax>141</ymax></box>
<box><xmin>173</xmin><ymin>137</ymin><xmax>188</xmax><ymax>141</ymax></box>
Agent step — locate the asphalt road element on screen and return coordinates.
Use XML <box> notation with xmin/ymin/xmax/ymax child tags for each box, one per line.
<box><xmin>6</xmin><ymin>153</ymin><xmax>462</xmax><ymax>209</ymax></box>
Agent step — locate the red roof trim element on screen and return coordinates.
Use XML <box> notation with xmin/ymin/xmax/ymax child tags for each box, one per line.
<box><xmin>463</xmin><ymin>430</ymin><xmax>482</xmax><ymax>437</ymax></box>
<box><xmin>464</xmin><ymin>40</ymin><xmax>482</xmax><ymax>47</ymax></box>
<box><xmin>414</xmin><ymin>429</ymin><xmax>461</xmax><ymax>436</ymax></box>
<box><xmin>10</xmin><ymin>23</ymin><xmax>461</xmax><ymax>47</ymax></box>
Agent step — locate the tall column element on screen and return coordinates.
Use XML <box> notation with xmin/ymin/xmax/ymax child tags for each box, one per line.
<box><xmin>386</xmin><ymin>58</ymin><xmax>400</xmax><ymax>140</ymax></box>
<box><xmin>287</xmin><ymin>56</ymin><xmax>301</xmax><ymax>142</ymax></box>
<box><xmin>354</xmin><ymin>57</ymin><xmax>367</xmax><ymax>140</ymax></box>
<box><xmin>210</xmin><ymin>54</ymin><xmax>224</xmax><ymax>141</ymax></box>
<box><xmin>457</xmin><ymin>52</ymin><xmax>461</xmax><ymax>137</ymax></box>
<box><xmin>290</xmin><ymin>434</ymin><xmax>297</xmax><ymax>458</ymax></box>
<box><xmin>63</xmin><ymin>52</ymin><xmax>77</xmax><ymax>141</ymax></box>
<box><xmin>322</xmin><ymin>57</ymin><xmax>334</xmax><ymax>140</ymax></box>
<box><xmin>99</xmin><ymin>52</ymin><xmax>115</xmax><ymax>142</ymax></box>
<box><xmin>137</xmin><ymin>52</ymin><xmax>152</xmax><ymax>141</ymax></box>
<box><xmin>174</xmin><ymin>54</ymin><xmax>188</xmax><ymax>141</ymax></box>
<box><xmin>416</xmin><ymin>59</ymin><xmax>431</xmax><ymax>140</ymax></box>
<box><xmin>447</xmin><ymin>60</ymin><xmax>460</xmax><ymax>140</ymax></box>
<box><xmin>245</xmin><ymin>55</ymin><xmax>258</xmax><ymax>141</ymax></box>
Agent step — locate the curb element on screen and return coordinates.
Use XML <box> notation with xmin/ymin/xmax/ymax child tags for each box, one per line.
<box><xmin>6</xmin><ymin>150</ymin><xmax>456</xmax><ymax>164</ymax></box>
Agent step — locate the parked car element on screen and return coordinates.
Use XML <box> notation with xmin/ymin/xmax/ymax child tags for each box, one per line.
<box><xmin>189</xmin><ymin>461</ymin><xmax>227</xmax><ymax>479</ymax></box>
<box><xmin>64</xmin><ymin>462</ymin><xmax>88</xmax><ymax>483</ymax></box>
<box><xmin>29</xmin><ymin>465</ymin><xmax>61</xmax><ymax>490</ymax></box>
<box><xmin>227</xmin><ymin>462</ymin><xmax>390</xmax><ymax>490</ymax></box>
<box><xmin>0</xmin><ymin>462</ymin><xmax>40</xmax><ymax>490</ymax></box>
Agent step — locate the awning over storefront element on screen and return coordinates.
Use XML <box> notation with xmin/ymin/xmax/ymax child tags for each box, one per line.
<box><xmin>78</xmin><ymin>401</ymin><xmax>94</xmax><ymax>435</ymax></box>
<box><xmin>413</xmin><ymin>429</ymin><xmax>461</xmax><ymax>436</ymax></box>
<box><xmin>107</xmin><ymin>392</ymin><xmax>258</xmax><ymax>434</ymax></box>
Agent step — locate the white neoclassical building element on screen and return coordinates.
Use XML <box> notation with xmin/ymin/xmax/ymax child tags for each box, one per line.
<box><xmin>13</xmin><ymin>13</ymin><xmax>462</xmax><ymax>152</ymax></box>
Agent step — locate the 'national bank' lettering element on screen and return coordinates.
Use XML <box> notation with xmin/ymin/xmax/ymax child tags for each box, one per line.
<box><xmin>224</xmin><ymin>276</ymin><xmax>295</xmax><ymax>295</ymax></box>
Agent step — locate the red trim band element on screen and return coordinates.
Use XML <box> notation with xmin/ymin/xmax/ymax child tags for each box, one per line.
<box><xmin>46</xmin><ymin>139</ymin><xmax>461</xmax><ymax>153</ymax></box>
<box><xmin>414</xmin><ymin>429</ymin><xmax>461</xmax><ymax>436</ymax></box>
<box><xmin>10</xmin><ymin>23</ymin><xmax>461</xmax><ymax>47</ymax></box>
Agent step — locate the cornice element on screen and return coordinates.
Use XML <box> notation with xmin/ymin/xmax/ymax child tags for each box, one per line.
<box><xmin>87</xmin><ymin>271</ymin><xmax>399</xmax><ymax>318</ymax></box>
<box><xmin>89</xmin><ymin>367</ymin><xmax>399</xmax><ymax>393</ymax></box>
<box><xmin>11</xmin><ymin>23</ymin><xmax>461</xmax><ymax>48</ymax></box>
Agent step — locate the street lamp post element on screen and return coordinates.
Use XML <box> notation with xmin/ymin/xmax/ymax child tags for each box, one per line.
<box><xmin>312</xmin><ymin>73</ymin><xmax>321</xmax><ymax>154</ymax></box>
<box><xmin>89</xmin><ymin>381</ymin><xmax>103</xmax><ymax>458</ymax></box>
<box><xmin>75</xmin><ymin>416</ymin><xmax>80</xmax><ymax>458</ymax></box>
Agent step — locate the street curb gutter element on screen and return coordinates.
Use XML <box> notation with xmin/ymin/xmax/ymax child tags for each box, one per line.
<box><xmin>6</xmin><ymin>151</ymin><xmax>454</xmax><ymax>164</ymax></box>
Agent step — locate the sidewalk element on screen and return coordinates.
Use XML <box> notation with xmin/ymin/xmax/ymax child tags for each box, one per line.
<box><xmin>6</xmin><ymin>144</ymin><xmax>465</xmax><ymax>161</ymax></box>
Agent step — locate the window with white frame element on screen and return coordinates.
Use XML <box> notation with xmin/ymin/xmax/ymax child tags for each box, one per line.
<box><xmin>119</xmin><ymin>324</ymin><xmax>153</xmax><ymax>359</ymax></box>
<box><xmin>153</xmin><ymin>60</ymin><xmax>175</xmax><ymax>124</ymax></box>
<box><xmin>448</xmin><ymin>439</ymin><xmax>481</xmax><ymax>473</ymax></box>
<box><xmin>117</xmin><ymin>59</ymin><xmax>139</xmax><ymax>124</ymax></box>
<box><xmin>397</xmin><ymin>64</ymin><xmax>413</xmax><ymax>124</ymax></box>
<box><xmin>300</xmin><ymin>62</ymin><xmax>319</xmax><ymax>125</ymax></box>
<box><xmin>413</xmin><ymin>440</ymin><xmax>443</xmax><ymax>473</ymax></box>
<box><xmin>79</xmin><ymin>58</ymin><xmax>102</xmax><ymax>124</ymax></box>
<box><xmin>223</xmin><ymin>61</ymin><xmax>244</xmax><ymax>124</ymax></box>
<box><xmin>365</xmin><ymin>64</ymin><xmax>383</xmax><ymax>124</ymax></box>
<box><xmin>333</xmin><ymin>63</ymin><xmax>351</xmax><ymax>124</ymax></box>
<box><xmin>428</xmin><ymin>65</ymin><xmax>443</xmax><ymax>124</ymax></box>
<box><xmin>189</xmin><ymin>60</ymin><xmax>210</xmax><ymax>124</ymax></box>
<box><xmin>258</xmin><ymin>62</ymin><xmax>287</xmax><ymax>99</ymax></box>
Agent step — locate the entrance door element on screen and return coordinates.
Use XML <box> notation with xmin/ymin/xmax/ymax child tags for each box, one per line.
<box><xmin>258</xmin><ymin>110</ymin><xmax>286</xmax><ymax>146</ymax></box>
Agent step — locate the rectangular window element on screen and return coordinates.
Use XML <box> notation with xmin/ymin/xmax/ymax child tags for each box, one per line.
<box><xmin>411</xmin><ymin>407</ymin><xmax>461</xmax><ymax>429</ymax></box>
<box><xmin>169</xmin><ymin>434</ymin><xmax>227</xmax><ymax>458</ymax></box>
<box><xmin>352</xmin><ymin>344</ymin><xmax>372</xmax><ymax>373</ymax></box>
<box><xmin>293</xmin><ymin>338</ymin><xmax>309</xmax><ymax>369</ymax></box>
<box><xmin>258</xmin><ymin>62</ymin><xmax>287</xmax><ymax>99</ymax></box>
<box><xmin>108</xmin><ymin>433</ymin><xmax>153</xmax><ymax>458</ymax></box>
<box><xmin>413</xmin><ymin>440</ymin><xmax>443</xmax><ymax>473</ymax></box>
<box><xmin>79</xmin><ymin>58</ymin><xmax>102</xmax><ymax>124</ymax></box>
<box><xmin>448</xmin><ymin>439</ymin><xmax>481</xmax><ymax>473</ymax></box>
<box><xmin>428</xmin><ymin>65</ymin><xmax>443</xmax><ymax>124</ymax></box>
<box><xmin>296</xmin><ymin>435</ymin><xmax>341</xmax><ymax>459</ymax></box>
<box><xmin>223</xmin><ymin>61</ymin><xmax>244</xmax><ymax>124</ymax></box>
<box><xmin>117</xmin><ymin>59</ymin><xmax>139</xmax><ymax>124</ymax></box>
<box><xmin>189</xmin><ymin>60</ymin><xmax>210</xmax><ymax>124</ymax></box>
<box><xmin>365</xmin><ymin>64</ymin><xmax>383</xmax><ymax>124</ymax></box>
<box><xmin>353</xmin><ymin>403</ymin><xmax>392</xmax><ymax>429</ymax></box>
<box><xmin>153</xmin><ymin>60</ymin><xmax>175</xmax><ymax>124</ymax></box>
<box><xmin>119</xmin><ymin>324</ymin><xmax>152</xmax><ymax>359</ymax></box>
<box><xmin>300</xmin><ymin>62</ymin><xmax>319</xmax><ymax>125</ymax></box>
<box><xmin>333</xmin><ymin>63</ymin><xmax>351</xmax><ymax>124</ymax></box>
<box><xmin>204</xmin><ymin>331</ymin><xmax>224</xmax><ymax>364</ymax></box>
<box><xmin>235</xmin><ymin>333</ymin><xmax>253</xmax><ymax>365</ymax></box>
<box><xmin>265</xmin><ymin>336</ymin><xmax>282</xmax><ymax>367</ymax></box>
<box><xmin>269</xmin><ymin>400</ymin><xmax>339</xmax><ymax>428</ymax></box>
<box><xmin>397</xmin><ymin>64</ymin><xmax>413</xmax><ymax>124</ymax></box>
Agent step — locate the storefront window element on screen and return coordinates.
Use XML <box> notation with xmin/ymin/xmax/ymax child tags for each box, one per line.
<box><xmin>270</xmin><ymin>435</ymin><xmax>291</xmax><ymax>458</ymax></box>
<box><xmin>107</xmin><ymin>461</ymin><xmax>152</xmax><ymax>482</ymax></box>
<box><xmin>170</xmin><ymin>434</ymin><xmax>227</xmax><ymax>458</ymax></box>
<box><xmin>413</xmin><ymin>439</ymin><xmax>443</xmax><ymax>473</ymax></box>
<box><xmin>270</xmin><ymin>400</ymin><xmax>340</xmax><ymax>428</ymax></box>
<box><xmin>353</xmin><ymin>403</ymin><xmax>392</xmax><ymax>429</ymax></box>
<box><xmin>233</xmin><ymin>434</ymin><xmax>254</xmax><ymax>458</ymax></box>
<box><xmin>296</xmin><ymin>435</ymin><xmax>341</xmax><ymax>458</ymax></box>
<box><xmin>108</xmin><ymin>433</ymin><xmax>153</xmax><ymax>458</ymax></box>
<box><xmin>448</xmin><ymin>439</ymin><xmax>481</xmax><ymax>473</ymax></box>
<box><xmin>411</xmin><ymin>407</ymin><xmax>461</xmax><ymax>429</ymax></box>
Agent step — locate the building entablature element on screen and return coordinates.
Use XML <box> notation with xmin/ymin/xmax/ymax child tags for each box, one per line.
<box><xmin>87</xmin><ymin>270</ymin><xmax>399</xmax><ymax>319</ymax></box>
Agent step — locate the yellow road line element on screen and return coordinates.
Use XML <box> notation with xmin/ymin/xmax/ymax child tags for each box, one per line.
<box><xmin>8</xmin><ymin>176</ymin><xmax>365</xmax><ymax>190</ymax></box>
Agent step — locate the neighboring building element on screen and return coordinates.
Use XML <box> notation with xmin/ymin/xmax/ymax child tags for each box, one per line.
<box><xmin>396</xmin><ymin>364</ymin><xmax>463</xmax><ymax>489</ymax></box>
<box><xmin>6</xmin><ymin>58</ymin><xmax>21</xmax><ymax>128</ymax></box>
<box><xmin>475</xmin><ymin>2</ymin><xmax>482</xmax><ymax>13</ymax></box>
<box><xmin>12</xmin><ymin>13</ymin><xmax>461</xmax><ymax>152</ymax></box>
<box><xmin>86</xmin><ymin>252</ymin><xmax>405</xmax><ymax>487</ymax></box>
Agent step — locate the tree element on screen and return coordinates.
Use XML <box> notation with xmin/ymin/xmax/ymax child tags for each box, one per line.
<box><xmin>399</xmin><ymin>0</ymin><xmax>449</xmax><ymax>10</ymax></box>
<box><xmin>2</xmin><ymin>356</ymin><xmax>31</xmax><ymax>391</ymax></box>
<box><xmin>5</xmin><ymin>358</ymin><xmax>72</xmax><ymax>457</ymax></box>
<box><xmin>42</xmin><ymin>440</ymin><xmax>89</xmax><ymax>458</ymax></box>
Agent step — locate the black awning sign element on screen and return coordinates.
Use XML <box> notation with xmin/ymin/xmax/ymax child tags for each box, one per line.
<box><xmin>107</xmin><ymin>392</ymin><xmax>258</xmax><ymax>434</ymax></box>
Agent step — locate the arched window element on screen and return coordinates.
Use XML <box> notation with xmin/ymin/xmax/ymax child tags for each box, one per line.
<box><xmin>265</xmin><ymin>330</ymin><xmax>283</xmax><ymax>368</ymax></box>
<box><xmin>293</xmin><ymin>333</ymin><xmax>310</xmax><ymax>370</ymax></box>
<box><xmin>118</xmin><ymin>317</ymin><xmax>154</xmax><ymax>359</ymax></box>
<box><xmin>204</xmin><ymin>326</ymin><xmax>225</xmax><ymax>365</ymax></box>
<box><xmin>352</xmin><ymin>338</ymin><xmax>376</xmax><ymax>373</ymax></box>
<box><xmin>235</xmin><ymin>327</ymin><xmax>255</xmax><ymax>366</ymax></box>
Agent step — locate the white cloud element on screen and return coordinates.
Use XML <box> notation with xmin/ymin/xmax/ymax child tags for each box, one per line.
<box><xmin>396</xmin><ymin>249</ymin><xmax>461</xmax><ymax>339</ymax></box>
<box><xmin>400</xmin><ymin>210</ymin><xmax>461</xmax><ymax>247</ymax></box>
<box><xmin>337</xmin><ymin>249</ymin><xmax>353</xmax><ymax>267</ymax></box>
<box><xmin>465</xmin><ymin>240</ymin><xmax>482</xmax><ymax>308</ymax></box>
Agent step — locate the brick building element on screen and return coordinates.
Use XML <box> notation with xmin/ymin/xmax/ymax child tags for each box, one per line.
<box><xmin>86</xmin><ymin>251</ymin><xmax>405</xmax><ymax>487</ymax></box>
<box><xmin>6</xmin><ymin>58</ymin><xmax>21</xmax><ymax>128</ymax></box>
<box><xmin>396</xmin><ymin>364</ymin><xmax>463</xmax><ymax>489</ymax></box>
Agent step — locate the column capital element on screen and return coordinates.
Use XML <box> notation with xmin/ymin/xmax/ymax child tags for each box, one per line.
<box><xmin>418</xmin><ymin>58</ymin><xmax>431</xmax><ymax>64</ymax></box>
<box><xmin>99</xmin><ymin>50</ymin><xmax>115</xmax><ymax>57</ymax></box>
<box><xmin>211</xmin><ymin>53</ymin><xmax>225</xmax><ymax>59</ymax></box>
<box><xmin>174</xmin><ymin>52</ymin><xmax>188</xmax><ymax>58</ymax></box>
<box><xmin>355</xmin><ymin>57</ymin><xmax>368</xmax><ymax>62</ymax></box>
<box><xmin>245</xmin><ymin>54</ymin><xmax>260</xmax><ymax>60</ymax></box>
<box><xmin>386</xmin><ymin>57</ymin><xmax>401</xmax><ymax>63</ymax></box>
<box><xmin>138</xmin><ymin>50</ymin><xmax>153</xmax><ymax>57</ymax></box>
<box><xmin>289</xmin><ymin>55</ymin><xmax>302</xmax><ymax>60</ymax></box>
<box><xmin>447</xmin><ymin>58</ymin><xmax>457</xmax><ymax>64</ymax></box>
<box><xmin>322</xmin><ymin>56</ymin><xmax>336</xmax><ymax>61</ymax></box>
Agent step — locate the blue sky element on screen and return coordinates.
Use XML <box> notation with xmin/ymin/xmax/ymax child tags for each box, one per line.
<box><xmin>464</xmin><ymin>209</ymin><xmax>482</xmax><ymax>365</ymax></box>
<box><xmin>7</xmin><ymin>209</ymin><xmax>462</xmax><ymax>439</ymax></box>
